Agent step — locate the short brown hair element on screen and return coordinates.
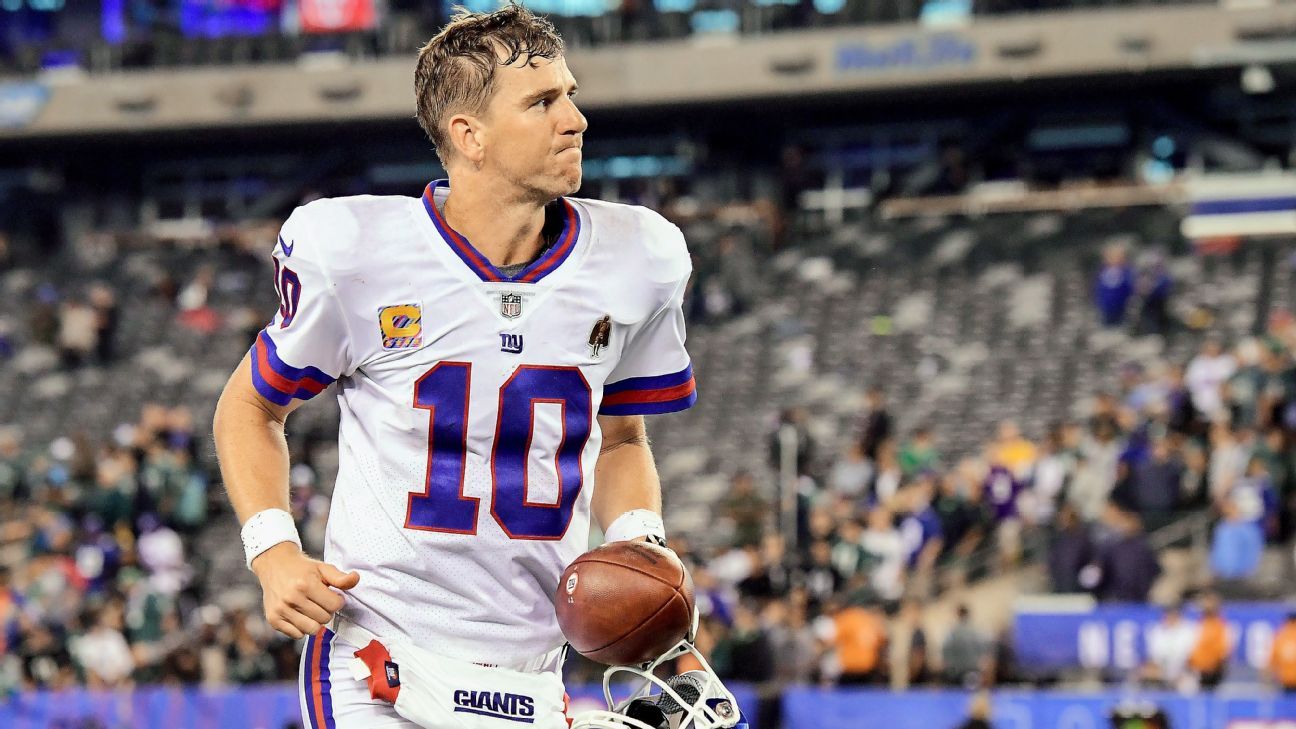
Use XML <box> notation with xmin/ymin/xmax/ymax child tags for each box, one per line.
<box><xmin>414</xmin><ymin>3</ymin><xmax>565</xmax><ymax>166</ymax></box>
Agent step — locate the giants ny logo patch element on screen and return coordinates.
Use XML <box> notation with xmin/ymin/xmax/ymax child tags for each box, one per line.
<box><xmin>499</xmin><ymin>333</ymin><xmax>524</xmax><ymax>354</ymax></box>
<box><xmin>452</xmin><ymin>689</ymin><xmax>536</xmax><ymax>724</ymax></box>
<box><xmin>378</xmin><ymin>303</ymin><xmax>423</xmax><ymax>350</ymax></box>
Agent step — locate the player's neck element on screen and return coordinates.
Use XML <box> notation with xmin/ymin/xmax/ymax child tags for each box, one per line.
<box><xmin>441</xmin><ymin>179</ymin><xmax>548</xmax><ymax>268</ymax></box>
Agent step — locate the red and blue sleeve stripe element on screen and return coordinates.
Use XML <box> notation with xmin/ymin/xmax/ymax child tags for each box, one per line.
<box><xmin>249</xmin><ymin>330</ymin><xmax>337</xmax><ymax>406</ymax></box>
<box><xmin>599</xmin><ymin>364</ymin><xmax>697</xmax><ymax>416</ymax></box>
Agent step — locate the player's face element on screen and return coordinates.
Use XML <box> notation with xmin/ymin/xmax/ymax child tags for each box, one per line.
<box><xmin>480</xmin><ymin>54</ymin><xmax>586</xmax><ymax>201</ymax></box>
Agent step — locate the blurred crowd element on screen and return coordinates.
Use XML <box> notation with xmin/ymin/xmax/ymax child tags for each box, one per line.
<box><xmin>0</xmin><ymin>221</ymin><xmax>315</xmax><ymax>693</ymax></box>
<box><xmin>641</xmin><ymin>284</ymin><xmax>1296</xmax><ymax>699</ymax></box>
<box><xmin>0</xmin><ymin>403</ymin><xmax>287</xmax><ymax>692</ymax></box>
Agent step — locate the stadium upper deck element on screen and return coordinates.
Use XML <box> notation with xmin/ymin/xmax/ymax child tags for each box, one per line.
<box><xmin>0</xmin><ymin>0</ymin><xmax>1218</xmax><ymax>77</ymax></box>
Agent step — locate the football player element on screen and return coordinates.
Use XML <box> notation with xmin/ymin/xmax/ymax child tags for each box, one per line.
<box><xmin>212</xmin><ymin>3</ymin><xmax>731</xmax><ymax>728</ymax></box>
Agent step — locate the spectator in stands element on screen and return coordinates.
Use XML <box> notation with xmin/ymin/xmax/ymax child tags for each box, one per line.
<box><xmin>1047</xmin><ymin>503</ymin><xmax>1092</xmax><ymax>593</ymax></box>
<box><xmin>900</xmin><ymin>479</ymin><xmax>944</xmax><ymax>582</ymax></box>
<box><xmin>942</xmin><ymin>604</ymin><xmax>991</xmax><ymax>688</ymax></box>
<box><xmin>858</xmin><ymin>387</ymin><xmax>892</xmax><ymax>460</ymax></box>
<box><xmin>1029</xmin><ymin>425</ymin><xmax>1074</xmax><ymax>526</ymax></box>
<box><xmin>1186</xmin><ymin>337</ymin><xmax>1237</xmax><ymax>421</ymax></box>
<box><xmin>802</xmin><ymin>539</ymin><xmax>845</xmax><ymax>614</ymax></box>
<box><xmin>762</xmin><ymin>597</ymin><xmax>817</xmax><ymax>684</ymax></box>
<box><xmin>1164</xmin><ymin>365</ymin><xmax>1201</xmax><ymax>436</ymax></box>
<box><xmin>829</xmin><ymin>517</ymin><xmax>870</xmax><ymax>584</ymax></box>
<box><xmin>1269</xmin><ymin>611</ymin><xmax>1296</xmax><ymax>692</ymax></box>
<box><xmin>1083</xmin><ymin>504</ymin><xmax>1160</xmax><ymax>602</ymax></box>
<box><xmin>860</xmin><ymin>506</ymin><xmax>905</xmax><ymax>603</ymax></box>
<box><xmin>89</xmin><ymin>283</ymin><xmax>118</xmax><ymax>365</ymax></box>
<box><xmin>871</xmin><ymin>439</ymin><xmax>903</xmax><ymax>506</ymax></box>
<box><xmin>1130</xmin><ymin>435</ymin><xmax>1184</xmax><ymax>529</ymax></box>
<box><xmin>818</xmin><ymin>597</ymin><xmax>887</xmax><ymax>686</ymax></box>
<box><xmin>1180</xmin><ymin>442</ymin><xmax>1210</xmax><ymax>509</ymax></box>
<box><xmin>1255</xmin><ymin>341</ymin><xmax>1296</xmax><ymax>430</ymax></box>
<box><xmin>1136</xmin><ymin>251</ymin><xmax>1173</xmax><ymax>337</ymax></box>
<box><xmin>74</xmin><ymin>601</ymin><xmax>134</xmax><ymax>689</ymax></box>
<box><xmin>1255</xmin><ymin>428</ymin><xmax>1292</xmax><ymax>510</ymax></box>
<box><xmin>1209</xmin><ymin>497</ymin><xmax>1264</xmax><ymax>580</ymax></box>
<box><xmin>176</xmin><ymin>265</ymin><xmax>221</xmax><ymax>333</ymax></box>
<box><xmin>16</xmin><ymin>620</ymin><xmax>75</xmax><ymax>689</ymax></box>
<box><xmin>56</xmin><ymin>297</ymin><xmax>98</xmax><ymax>369</ymax></box>
<box><xmin>29</xmin><ymin>282</ymin><xmax>60</xmax><ymax>348</ymax></box>
<box><xmin>1071</xmin><ymin>419</ymin><xmax>1121</xmax><ymax>521</ymax></box>
<box><xmin>982</xmin><ymin>460</ymin><xmax>1026</xmax><ymax>565</ymax></box>
<box><xmin>935</xmin><ymin>465</ymin><xmax>986</xmax><ymax>559</ymax></box>
<box><xmin>899</xmin><ymin>426</ymin><xmax>940</xmax><ymax>478</ymax></box>
<box><xmin>1088</xmin><ymin>391</ymin><xmax>1123</xmax><ymax>437</ymax></box>
<box><xmin>1226</xmin><ymin>339</ymin><xmax>1267</xmax><ymax>428</ymax></box>
<box><xmin>989</xmin><ymin>420</ymin><xmax>1037</xmax><ymax>478</ymax></box>
<box><xmin>718</xmin><ymin>471</ymin><xmax>768</xmax><ymax>548</ymax></box>
<box><xmin>712</xmin><ymin>601</ymin><xmax>775</xmax><ymax>683</ymax></box>
<box><xmin>828</xmin><ymin>442</ymin><xmax>872</xmax><ymax>501</ymax></box>
<box><xmin>1141</xmin><ymin>602</ymin><xmax>1197</xmax><ymax>692</ymax></box>
<box><xmin>768</xmin><ymin>407</ymin><xmax>815</xmax><ymax>478</ymax></box>
<box><xmin>176</xmin><ymin>265</ymin><xmax>213</xmax><ymax>312</ymax></box>
<box><xmin>1094</xmin><ymin>243</ymin><xmax>1134</xmax><ymax>327</ymax></box>
<box><xmin>137</xmin><ymin>514</ymin><xmax>188</xmax><ymax>597</ymax></box>
<box><xmin>1188</xmin><ymin>593</ymin><xmax>1230</xmax><ymax>689</ymax></box>
<box><xmin>714</xmin><ymin>231</ymin><xmax>759</xmax><ymax>318</ymax></box>
<box><xmin>737</xmin><ymin>534</ymin><xmax>794</xmax><ymax>600</ymax></box>
<box><xmin>0</xmin><ymin>426</ymin><xmax>28</xmax><ymax>501</ymax></box>
<box><xmin>691</xmin><ymin>565</ymin><xmax>735</xmax><ymax>630</ymax></box>
<box><xmin>1237</xmin><ymin>455</ymin><xmax>1279</xmax><ymax>540</ymax></box>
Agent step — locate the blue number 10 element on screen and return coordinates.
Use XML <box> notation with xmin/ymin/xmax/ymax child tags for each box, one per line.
<box><xmin>404</xmin><ymin>363</ymin><xmax>592</xmax><ymax>540</ymax></box>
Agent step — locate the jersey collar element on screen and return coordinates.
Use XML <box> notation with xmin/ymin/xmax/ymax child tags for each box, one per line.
<box><xmin>421</xmin><ymin>179</ymin><xmax>581</xmax><ymax>284</ymax></box>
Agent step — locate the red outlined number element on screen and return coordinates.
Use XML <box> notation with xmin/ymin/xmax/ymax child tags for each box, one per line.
<box><xmin>404</xmin><ymin>363</ymin><xmax>592</xmax><ymax>539</ymax></box>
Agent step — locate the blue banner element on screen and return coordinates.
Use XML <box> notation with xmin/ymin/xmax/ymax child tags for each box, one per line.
<box><xmin>8</xmin><ymin>683</ymin><xmax>1296</xmax><ymax>729</ymax></box>
<box><xmin>0</xmin><ymin>682</ymin><xmax>758</xmax><ymax>729</ymax></box>
<box><xmin>1014</xmin><ymin>602</ymin><xmax>1287</xmax><ymax>671</ymax></box>
<box><xmin>782</xmin><ymin>689</ymin><xmax>1296</xmax><ymax>729</ymax></box>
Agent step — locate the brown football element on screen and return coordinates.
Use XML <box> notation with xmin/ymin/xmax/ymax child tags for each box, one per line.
<box><xmin>554</xmin><ymin>541</ymin><xmax>695</xmax><ymax>666</ymax></box>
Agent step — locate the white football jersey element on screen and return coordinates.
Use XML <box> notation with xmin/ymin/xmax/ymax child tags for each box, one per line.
<box><xmin>250</xmin><ymin>180</ymin><xmax>695</xmax><ymax>666</ymax></box>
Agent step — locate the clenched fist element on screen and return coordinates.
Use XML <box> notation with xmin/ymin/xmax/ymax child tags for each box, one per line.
<box><xmin>251</xmin><ymin>542</ymin><xmax>360</xmax><ymax>639</ymax></box>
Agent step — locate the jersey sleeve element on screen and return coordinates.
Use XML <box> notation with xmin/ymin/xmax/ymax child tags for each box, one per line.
<box><xmin>599</xmin><ymin>221</ymin><xmax>696</xmax><ymax>417</ymax></box>
<box><xmin>249</xmin><ymin>206</ymin><xmax>353</xmax><ymax>406</ymax></box>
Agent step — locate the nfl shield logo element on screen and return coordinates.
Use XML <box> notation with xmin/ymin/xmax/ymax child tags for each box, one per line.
<box><xmin>500</xmin><ymin>292</ymin><xmax>523</xmax><ymax>319</ymax></box>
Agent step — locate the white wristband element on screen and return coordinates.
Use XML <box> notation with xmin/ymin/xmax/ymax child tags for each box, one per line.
<box><xmin>241</xmin><ymin>508</ymin><xmax>302</xmax><ymax>569</ymax></box>
<box><xmin>603</xmin><ymin>509</ymin><xmax>666</xmax><ymax>544</ymax></box>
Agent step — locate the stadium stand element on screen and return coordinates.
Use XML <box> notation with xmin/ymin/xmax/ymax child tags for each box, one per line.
<box><xmin>4</xmin><ymin>174</ymin><xmax>1295</xmax><ymax>699</ymax></box>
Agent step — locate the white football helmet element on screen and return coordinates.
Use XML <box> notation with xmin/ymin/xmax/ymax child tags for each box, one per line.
<box><xmin>571</xmin><ymin>612</ymin><xmax>746</xmax><ymax>729</ymax></box>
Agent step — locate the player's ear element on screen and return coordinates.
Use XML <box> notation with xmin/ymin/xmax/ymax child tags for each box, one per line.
<box><xmin>446</xmin><ymin>113</ymin><xmax>486</xmax><ymax>167</ymax></box>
